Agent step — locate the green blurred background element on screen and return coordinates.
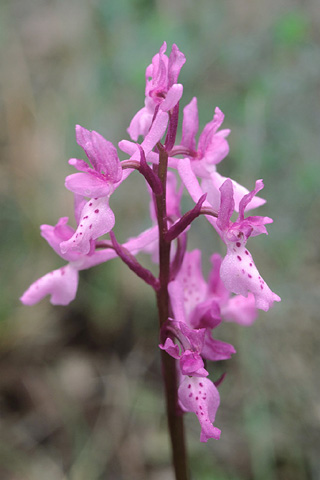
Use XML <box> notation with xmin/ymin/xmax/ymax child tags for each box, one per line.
<box><xmin>1</xmin><ymin>0</ymin><xmax>319</xmax><ymax>479</ymax></box>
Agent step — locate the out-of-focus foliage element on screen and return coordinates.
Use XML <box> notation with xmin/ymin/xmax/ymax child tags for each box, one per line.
<box><xmin>1</xmin><ymin>0</ymin><xmax>319</xmax><ymax>478</ymax></box>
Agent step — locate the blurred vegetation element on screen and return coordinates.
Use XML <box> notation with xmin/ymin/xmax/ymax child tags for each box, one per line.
<box><xmin>1</xmin><ymin>0</ymin><xmax>319</xmax><ymax>479</ymax></box>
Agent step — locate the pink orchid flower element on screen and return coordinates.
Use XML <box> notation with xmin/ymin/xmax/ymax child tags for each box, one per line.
<box><xmin>20</xmin><ymin>213</ymin><xmax>158</xmax><ymax>306</ymax></box>
<box><xmin>160</xmin><ymin>319</ymin><xmax>221</xmax><ymax>442</ymax></box>
<box><xmin>168</xmin><ymin>250</ymin><xmax>237</xmax><ymax>362</ymax></box>
<box><xmin>160</xmin><ymin>319</ymin><xmax>209</xmax><ymax>377</ymax></box>
<box><xmin>128</xmin><ymin>42</ymin><xmax>185</xmax><ymax>141</ymax></box>
<box><xmin>217</xmin><ymin>178</ymin><xmax>281</xmax><ymax>311</ymax></box>
<box><xmin>177</xmin><ymin>99</ymin><xmax>265</xmax><ymax>212</ymax></box>
<box><xmin>60</xmin><ymin>125</ymin><xmax>126</xmax><ymax>255</ymax></box>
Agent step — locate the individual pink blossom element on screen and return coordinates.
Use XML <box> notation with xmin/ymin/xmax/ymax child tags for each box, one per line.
<box><xmin>20</xmin><ymin>214</ymin><xmax>158</xmax><ymax>306</ymax></box>
<box><xmin>168</xmin><ymin>250</ymin><xmax>238</xmax><ymax>361</ymax></box>
<box><xmin>127</xmin><ymin>42</ymin><xmax>185</xmax><ymax>141</ymax></box>
<box><xmin>178</xmin><ymin>99</ymin><xmax>230</xmax><ymax>173</ymax></box>
<box><xmin>217</xmin><ymin>179</ymin><xmax>281</xmax><ymax>311</ymax></box>
<box><xmin>60</xmin><ymin>125</ymin><xmax>125</xmax><ymax>255</ymax></box>
<box><xmin>176</xmin><ymin>99</ymin><xmax>265</xmax><ymax>212</ymax></box>
<box><xmin>160</xmin><ymin>319</ymin><xmax>209</xmax><ymax>377</ymax></box>
<box><xmin>178</xmin><ymin>376</ymin><xmax>221</xmax><ymax>442</ymax></box>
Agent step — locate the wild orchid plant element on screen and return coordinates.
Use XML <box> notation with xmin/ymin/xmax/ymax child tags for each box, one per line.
<box><xmin>20</xmin><ymin>42</ymin><xmax>280</xmax><ymax>479</ymax></box>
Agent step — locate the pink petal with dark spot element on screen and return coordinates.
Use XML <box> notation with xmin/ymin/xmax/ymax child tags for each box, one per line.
<box><xmin>179</xmin><ymin>376</ymin><xmax>221</xmax><ymax>442</ymax></box>
<box><xmin>60</xmin><ymin>197</ymin><xmax>115</xmax><ymax>255</ymax></box>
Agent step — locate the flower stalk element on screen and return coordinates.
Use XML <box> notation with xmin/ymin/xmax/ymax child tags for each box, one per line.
<box><xmin>155</xmin><ymin>144</ymin><xmax>189</xmax><ymax>479</ymax></box>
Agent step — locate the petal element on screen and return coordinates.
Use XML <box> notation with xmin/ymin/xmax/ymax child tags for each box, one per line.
<box><xmin>208</xmin><ymin>253</ymin><xmax>230</xmax><ymax>302</ymax></box>
<box><xmin>60</xmin><ymin>197</ymin><xmax>115</xmax><ymax>255</ymax></box>
<box><xmin>199</xmin><ymin>177</ymin><xmax>220</xmax><ymax>211</ymax></box>
<box><xmin>179</xmin><ymin>321</ymin><xmax>206</xmax><ymax>352</ymax></box>
<box><xmin>216</xmin><ymin>179</ymin><xmax>234</xmax><ymax>232</ymax></box>
<box><xmin>128</xmin><ymin>111</ymin><xmax>169</xmax><ymax>162</ymax></box>
<box><xmin>181</xmin><ymin>97</ymin><xmax>199</xmax><ymax>152</ymax></box>
<box><xmin>211</xmin><ymin>172</ymin><xmax>266</xmax><ymax>212</ymax></box>
<box><xmin>40</xmin><ymin>218</ymin><xmax>80</xmax><ymax>262</ymax></box>
<box><xmin>180</xmin><ymin>351</ymin><xmax>208</xmax><ymax>377</ymax></box>
<box><xmin>159</xmin><ymin>338</ymin><xmax>181</xmax><ymax>359</ymax></box>
<box><xmin>68</xmin><ymin>158</ymin><xmax>91</xmax><ymax>172</ymax></box>
<box><xmin>166</xmin><ymin>171</ymin><xmax>182</xmax><ymax>218</ymax></box>
<box><xmin>20</xmin><ymin>265</ymin><xmax>79</xmax><ymax>306</ymax></box>
<box><xmin>65</xmin><ymin>172</ymin><xmax>112</xmax><ymax>198</ymax></box>
<box><xmin>238</xmin><ymin>179</ymin><xmax>265</xmax><ymax>221</ymax></box>
<box><xmin>127</xmin><ymin>106</ymin><xmax>154</xmax><ymax>141</ymax></box>
<box><xmin>168</xmin><ymin>280</ymin><xmax>187</xmax><ymax>324</ymax></box>
<box><xmin>202</xmin><ymin>334</ymin><xmax>236</xmax><ymax>361</ymax></box>
<box><xmin>220</xmin><ymin>245</ymin><xmax>281</xmax><ymax>311</ymax></box>
<box><xmin>221</xmin><ymin>293</ymin><xmax>258</xmax><ymax>326</ymax></box>
<box><xmin>178</xmin><ymin>377</ymin><xmax>221</xmax><ymax>442</ymax></box>
<box><xmin>198</xmin><ymin>107</ymin><xmax>226</xmax><ymax>156</ymax></box>
<box><xmin>146</xmin><ymin>41</ymin><xmax>168</xmax><ymax>96</ymax></box>
<box><xmin>178</xmin><ymin>159</ymin><xmax>212</xmax><ymax>208</ymax></box>
<box><xmin>140</xmin><ymin>110</ymin><xmax>169</xmax><ymax>155</ymax></box>
<box><xmin>168</xmin><ymin>43</ymin><xmax>186</xmax><ymax>87</ymax></box>
<box><xmin>160</xmin><ymin>84</ymin><xmax>183</xmax><ymax>112</ymax></box>
<box><xmin>203</xmin><ymin>134</ymin><xmax>229</xmax><ymax>165</ymax></box>
<box><xmin>76</xmin><ymin>125</ymin><xmax>122</xmax><ymax>182</ymax></box>
<box><xmin>174</xmin><ymin>250</ymin><xmax>208</xmax><ymax>319</ymax></box>
<box><xmin>189</xmin><ymin>299</ymin><xmax>221</xmax><ymax>330</ymax></box>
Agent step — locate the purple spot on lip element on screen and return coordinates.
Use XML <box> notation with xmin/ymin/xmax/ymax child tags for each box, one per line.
<box><xmin>199</xmin><ymin>383</ymin><xmax>203</xmax><ymax>387</ymax></box>
<box><xmin>89</xmin><ymin>224</ymin><xmax>93</xmax><ymax>229</ymax></box>
<box><xmin>249</xmin><ymin>263</ymin><xmax>253</xmax><ymax>266</ymax></box>
<box><xmin>94</xmin><ymin>209</ymin><xmax>99</xmax><ymax>213</ymax></box>
<box><xmin>237</xmin><ymin>256</ymin><xmax>242</xmax><ymax>261</ymax></box>
<box><xmin>89</xmin><ymin>203</ymin><xmax>92</xmax><ymax>206</ymax></box>
<box><xmin>188</xmin><ymin>384</ymin><xmax>191</xmax><ymax>389</ymax></box>
<box><xmin>236</xmin><ymin>242</ymin><xmax>241</xmax><ymax>247</ymax></box>
<box><xmin>261</xmin><ymin>285</ymin><xmax>264</xmax><ymax>289</ymax></box>
<box><xmin>248</xmin><ymin>274</ymin><xmax>252</xmax><ymax>278</ymax></box>
<box><xmin>83</xmin><ymin>216</ymin><xmax>88</xmax><ymax>219</ymax></box>
<box><xmin>189</xmin><ymin>393</ymin><xmax>192</xmax><ymax>397</ymax></box>
<box><xmin>245</xmin><ymin>250</ymin><xmax>249</xmax><ymax>255</ymax></box>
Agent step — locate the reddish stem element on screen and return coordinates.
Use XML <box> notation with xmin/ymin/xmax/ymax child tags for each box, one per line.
<box><xmin>155</xmin><ymin>145</ymin><xmax>189</xmax><ymax>480</ymax></box>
